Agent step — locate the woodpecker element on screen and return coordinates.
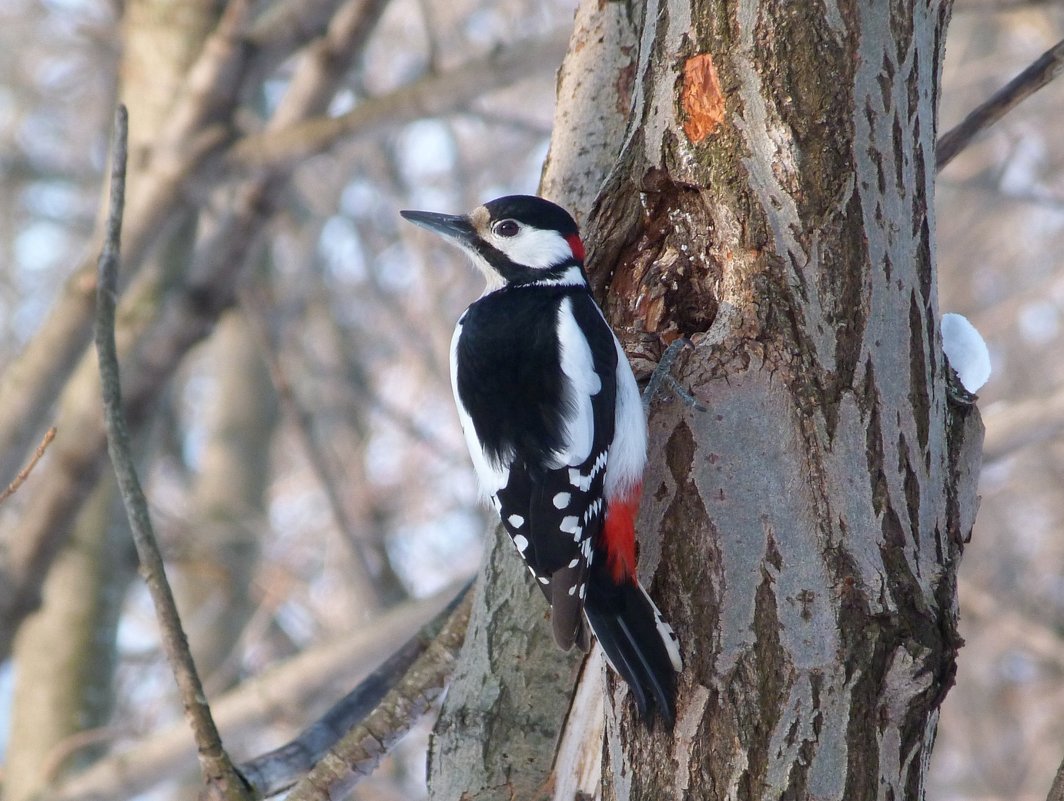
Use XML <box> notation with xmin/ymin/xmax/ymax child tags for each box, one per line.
<box><xmin>401</xmin><ymin>195</ymin><xmax>682</xmax><ymax>723</ymax></box>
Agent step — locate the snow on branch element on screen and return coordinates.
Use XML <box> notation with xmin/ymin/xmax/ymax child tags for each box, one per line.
<box><xmin>942</xmin><ymin>313</ymin><xmax>991</xmax><ymax>393</ymax></box>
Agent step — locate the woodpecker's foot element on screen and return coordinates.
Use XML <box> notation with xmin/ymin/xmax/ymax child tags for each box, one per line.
<box><xmin>642</xmin><ymin>338</ymin><xmax>705</xmax><ymax>412</ymax></box>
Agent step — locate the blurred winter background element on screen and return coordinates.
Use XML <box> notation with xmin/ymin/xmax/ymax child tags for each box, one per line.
<box><xmin>0</xmin><ymin>1</ymin><xmax>1060</xmax><ymax>799</ymax></box>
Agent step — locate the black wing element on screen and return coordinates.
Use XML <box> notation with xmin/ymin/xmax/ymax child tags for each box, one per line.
<box><xmin>455</xmin><ymin>286</ymin><xmax>618</xmax><ymax>649</ymax></box>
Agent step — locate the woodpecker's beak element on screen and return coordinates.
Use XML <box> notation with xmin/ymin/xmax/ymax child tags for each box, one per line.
<box><xmin>399</xmin><ymin>210</ymin><xmax>477</xmax><ymax>246</ymax></box>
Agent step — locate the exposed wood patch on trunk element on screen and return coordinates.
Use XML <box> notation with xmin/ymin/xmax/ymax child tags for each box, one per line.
<box><xmin>681</xmin><ymin>54</ymin><xmax>726</xmax><ymax>143</ymax></box>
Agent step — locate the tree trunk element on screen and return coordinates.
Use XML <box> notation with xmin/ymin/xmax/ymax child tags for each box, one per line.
<box><xmin>431</xmin><ymin>1</ymin><xmax>986</xmax><ymax>799</ymax></box>
<box><xmin>5</xmin><ymin>477</ymin><xmax>133</xmax><ymax>801</ymax></box>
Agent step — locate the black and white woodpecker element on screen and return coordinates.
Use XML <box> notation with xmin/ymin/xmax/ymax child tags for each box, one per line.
<box><xmin>401</xmin><ymin>195</ymin><xmax>682</xmax><ymax>723</ymax></box>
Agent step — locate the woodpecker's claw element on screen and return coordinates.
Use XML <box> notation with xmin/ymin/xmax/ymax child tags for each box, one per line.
<box><xmin>642</xmin><ymin>338</ymin><xmax>704</xmax><ymax>412</ymax></box>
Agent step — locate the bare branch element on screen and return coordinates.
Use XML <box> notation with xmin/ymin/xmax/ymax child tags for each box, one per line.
<box><xmin>0</xmin><ymin>0</ymin><xmax>255</xmax><ymax>487</ymax></box>
<box><xmin>239</xmin><ymin>581</ymin><xmax>473</xmax><ymax>797</ymax></box>
<box><xmin>219</xmin><ymin>32</ymin><xmax>570</xmax><ymax>177</ymax></box>
<box><xmin>0</xmin><ymin>0</ymin><xmax>389</xmax><ymax>656</ymax></box>
<box><xmin>981</xmin><ymin>384</ymin><xmax>1064</xmax><ymax>464</ymax></box>
<box><xmin>239</xmin><ymin>287</ymin><xmax>383</xmax><ymax>609</ymax></box>
<box><xmin>285</xmin><ymin>587</ymin><xmax>474</xmax><ymax>801</ymax></box>
<box><xmin>0</xmin><ymin>426</ymin><xmax>56</xmax><ymax>506</ymax></box>
<box><xmin>244</xmin><ymin>0</ymin><xmax>353</xmax><ymax>89</ymax></box>
<box><xmin>269</xmin><ymin>0</ymin><xmax>393</xmax><ymax>128</ymax></box>
<box><xmin>52</xmin><ymin>589</ymin><xmax>459</xmax><ymax>801</ymax></box>
<box><xmin>93</xmin><ymin>105</ymin><xmax>251</xmax><ymax>801</ymax></box>
<box><xmin>937</xmin><ymin>37</ymin><xmax>1064</xmax><ymax>169</ymax></box>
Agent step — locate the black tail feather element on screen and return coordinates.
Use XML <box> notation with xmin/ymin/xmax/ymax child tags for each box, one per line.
<box><xmin>583</xmin><ymin>574</ymin><xmax>679</xmax><ymax>726</ymax></box>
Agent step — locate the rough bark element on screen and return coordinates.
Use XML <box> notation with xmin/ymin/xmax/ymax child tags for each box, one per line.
<box><xmin>426</xmin><ymin>533</ymin><xmax>584</xmax><ymax>801</ymax></box>
<box><xmin>433</xmin><ymin>1</ymin><xmax>985</xmax><ymax>800</ymax></box>
<box><xmin>588</xmin><ymin>1</ymin><xmax>983</xmax><ymax>799</ymax></box>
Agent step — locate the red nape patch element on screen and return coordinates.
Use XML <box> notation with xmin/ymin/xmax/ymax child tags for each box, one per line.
<box><xmin>566</xmin><ymin>233</ymin><xmax>586</xmax><ymax>263</ymax></box>
<box><xmin>603</xmin><ymin>484</ymin><xmax>642</xmax><ymax>583</ymax></box>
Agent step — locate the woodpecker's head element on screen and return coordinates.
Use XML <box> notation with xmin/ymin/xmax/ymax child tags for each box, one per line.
<box><xmin>400</xmin><ymin>195</ymin><xmax>587</xmax><ymax>291</ymax></box>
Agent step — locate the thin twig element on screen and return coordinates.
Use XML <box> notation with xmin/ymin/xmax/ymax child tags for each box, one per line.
<box><xmin>93</xmin><ymin>105</ymin><xmax>252</xmax><ymax>801</ymax></box>
<box><xmin>937</xmin><ymin>37</ymin><xmax>1064</xmax><ymax>169</ymax></box>
<box><xmin>285</xmin><ymin>587</ymin><xmax>474</xmax><ymax>801</ymax></box>
<box><xmin>0</xmin><ymin>426</ymin><xmax>56</xmax><ymax>506</ymax></box>
<box><xmin>239</xmin><ymin>580</ymin><xmax>474</xmax><ymax>797</ymax></box>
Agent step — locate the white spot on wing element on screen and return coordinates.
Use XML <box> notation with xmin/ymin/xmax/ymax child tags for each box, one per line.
<box><xmin>508</xmin><ymin>514</ymin><xmax>525</xmax><ymax>528</ymax></box>
<box><xmin>553</xmin><ymin>492</ymin><xmax>571</xmax><ymax>509</ymax></box>
<box><xmin>560</xmin><ymin>516</ymin><xmax>580</xmax><ymax>533</ymax></box>
<box><xmin>568</xmin><ymin>467</ymin><xmax>591</xmax><ymax>491</ymax></box>
<box><xmin>513</xmin><ymin>534</ymin><xmax>529</xmax><ymax>553</ymax></box>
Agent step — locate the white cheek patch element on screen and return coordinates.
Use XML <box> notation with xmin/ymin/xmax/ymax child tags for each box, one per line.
<box><xmin>495</xmin><ymin>227</ymin><xmax>573</xmax><ymax>269</ymax></box>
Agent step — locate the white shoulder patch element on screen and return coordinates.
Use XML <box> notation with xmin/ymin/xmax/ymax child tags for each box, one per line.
<box><xmin>552</xmin><ymin>297</ymin><xmax>602</xmax><ymax>468</ymax></box>
<box><xmin>450</xmin><ymin>320</ymin><xmax>510</xmax><ymax>496</ymax></box>
<box><xmin>603</xmin><ymin>333</ymin><xmax>647</xmax><ymax>500</ymax></box>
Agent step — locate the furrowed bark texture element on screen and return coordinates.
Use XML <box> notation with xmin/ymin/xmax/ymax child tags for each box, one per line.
<box><xmin>427</xmin><ymin>535</ymin><xmax>584</xmax><ymax>801</ymax></box>
<box><xmin>584</xmin><ymin>1</ymin><xmax>984</xmax><ymax>799</ymax></box>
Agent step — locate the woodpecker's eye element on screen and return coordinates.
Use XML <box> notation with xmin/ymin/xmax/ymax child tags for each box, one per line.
<box><xmin>493</xmin><ymin>219</ymin><xmax>520</xmax><ymax>238</ymax></box>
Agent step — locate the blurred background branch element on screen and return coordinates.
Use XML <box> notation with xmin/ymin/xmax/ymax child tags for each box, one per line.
<box><xmin>938</xmin><ymin>36</ymin><xmax>1064</xmax><ymax>168</ymax></box>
